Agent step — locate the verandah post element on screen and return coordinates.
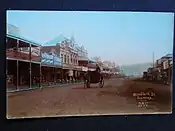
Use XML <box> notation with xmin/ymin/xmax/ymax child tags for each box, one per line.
<box><xmin>29</xmin><ymin>43</ymin><xmax>32</xmax><ymax>89</ymax></box>
<box><xmin>16</xmin><ymin>39</ymin><xmax>19</xmax><ymax>91</ymax></box>
<box><xmin>39</xmin><ymin>46</ymin><xmax>42</xmax><ymax>89</ymax></box>
<box><xmin>40</xmin><ymin>63</ymin><xmax>42</xmax><ymax>89</ymax></box>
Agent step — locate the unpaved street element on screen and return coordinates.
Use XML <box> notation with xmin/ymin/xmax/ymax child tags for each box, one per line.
<box><xmin>7</xmin><ymin>78</ymin><xmax>172</xmax><ymax>118</ymax></box>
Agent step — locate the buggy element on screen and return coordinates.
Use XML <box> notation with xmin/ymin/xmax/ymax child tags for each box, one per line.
<box><xmin>84</xmin><ymin>70</ymin><xmax>104</xmax><ymax>88</ymax></box>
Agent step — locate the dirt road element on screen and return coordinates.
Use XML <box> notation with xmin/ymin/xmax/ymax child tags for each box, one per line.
<box><xmin>7</xmin><ymin>78</ymin><xmax>172</xmax><ymax>118</ymax></box>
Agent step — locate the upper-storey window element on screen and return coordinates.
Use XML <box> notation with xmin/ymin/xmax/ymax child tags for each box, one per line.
<box><xmin>64</xmin><ymin>55</ymin><xmax>66</xmax><ymax>63</ymax></box>
<box><xmin>67</xmin><ymin>56</ymin><xmax>69</xmax><ymax>64</ymax></box>
<box><xmin>61</xmin><ymin>54</ymin><xmax>63</xmax><ymax>62</ymax></box>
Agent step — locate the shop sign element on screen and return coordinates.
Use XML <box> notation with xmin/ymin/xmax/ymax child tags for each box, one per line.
<box><xmin>41</xmin><ymin>52</ymin><xmax>62</xmax><ymax>66</ymax></box>
<box><xmin>88</xmin><ymin>68</ymin><xmax>96</xmax><ymax>71</ymax></box>
<box><xmin>81</xmin><ymin>66</ymin><xmax>88</xmax><ymax>71</ymax></box>
<box><xmin>156</xmin><ymin>59</ymin><xmax>161</xmax><ymax>65</ymax></box>
<box><xmin>163</xmin><ymin>60</ymin><xmax>169</xmax><ymax>69</ymax></box>
<box><xmin>62</xmin><ymin>63</ymin><xmax>71</xmax><ymax>69</ymax></box>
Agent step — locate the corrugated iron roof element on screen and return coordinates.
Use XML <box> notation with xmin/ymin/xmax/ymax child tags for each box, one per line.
<box><xmin>88</xmin><ymin>57</ymin><xmax>96</xmax><ymax>63</ymax></box>
<box><xmin>165</xmin><ymin>53</ymin><xmax>173</xmax><ymax>57</ymax></box>
<box><xmin>7</xmin><ymin>33</ymin><xmax>41</xmax><ymax>47</ymax></box>
<box><xmin>44</xmin><ymin>35</ymin><xmax>68</xmax><ymax>46</ymax></box>
<box><xmin>161</xmin><ymin>53</ymin><xmax>173</xmax><ymax>59</ymax></box>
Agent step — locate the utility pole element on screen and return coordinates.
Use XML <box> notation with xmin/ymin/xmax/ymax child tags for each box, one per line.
<box><xmin>152</xmin><ymin>52</ymin><xmax>155</xmax><ymax>68</ymax></box>
<box><xmin>152</xmin><ymin>52</ymin><xmax>155</xmax><ymax>81</ymax></box>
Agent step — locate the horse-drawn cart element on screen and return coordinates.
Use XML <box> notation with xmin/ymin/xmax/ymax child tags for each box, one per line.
<box><xmin>83</xmin><ymin>63</ymin><xmax>104</xmax><ymax>88</ymax></box>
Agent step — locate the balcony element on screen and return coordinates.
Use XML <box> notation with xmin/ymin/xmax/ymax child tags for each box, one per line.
<box><xmin>6</xmin><ymin>49</ymin><xmax>30</xmax><ymax>61</ymax></box>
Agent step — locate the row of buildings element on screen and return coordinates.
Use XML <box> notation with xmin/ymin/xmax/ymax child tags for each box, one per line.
<box><xmin>6</xmin><ymin>24</ymin><xmax>119</xmax><ymax>92</ymax></box>
<box><xmin>143</xmin><ymin>54</ymin><xmax>173</xmax><ymax>84</ymax></box>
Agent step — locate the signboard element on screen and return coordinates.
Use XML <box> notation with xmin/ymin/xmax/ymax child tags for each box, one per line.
<box><xmin>81</xmin><ymin>66</ymin><xmax>88</xmax><ymax>71</ymax></box>
<box><xmin>19</xmin><ymin>47</ymin><xmax>40</xmax><ymax>61</ymax></box>
<box><xmin>54</xmin><ymin>57</ymin><xmax>62</xmax><ymax>66</ymax></box>
<box><xmin>62</xmin><ymin>63</ymin><xmax>71</xmax><ymax>69</ymax></box>
<box><xmin>31</xmin><ymin>47</ymin><xmax>40</xmax><ymax>56</ymax></box>
<box><xmin>156</xmin><ymin>59</ymin><xmax>162</xmax><ymax>65</ymax></box>
<box><xmin>6</xmin><ymin>50</ymin><xmax>30</xmax><ymax>61</ymax></box>
<box><xmin>88</xmin><ymin>68</ymin><xmax>96</xmax><ymax>71</ymax></box>
<box><xmin>74</xmin><ymin>66</ymin><xmax>81</xmax><ymax>70</ymax></box>
<box><xmin>41</xmin><ymin>52</ymin><xmax>62</xmax><ymax>67</ymax></box>
<box><xmin>163</xmin><ymin>60</ymin><xmax>169</xmax><ymax>69</ymax></box>
<box><xmin>31</xmin><ymin>47</ymin><xmax>41</xmax><ymax>62</ymax></box>
<box><xmin>170</xmin><ymin>60</ymin><xmax>173</xmax><ymax>65</ymax></box>
<box><xmin>41</xmin><ymin>53</ymin><xmax>54</xmax><ymax>65</ymax></box>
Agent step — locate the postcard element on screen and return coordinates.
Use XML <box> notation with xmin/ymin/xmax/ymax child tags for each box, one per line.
<box><xmin>6</xmin><ymin>11</ymin><xmax>174</xmax><ymax>118</ymax></box>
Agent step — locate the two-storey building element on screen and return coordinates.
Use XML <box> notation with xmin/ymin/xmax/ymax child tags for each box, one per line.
<box><xmin>6</xmin><ymin>24</ymin><xmax>42</xmax><ymax>91</ymax></box>
<box><xmin>42</xmin><ymin>35</ymin><xmax>80</xmax><ymax>82</ymax></box>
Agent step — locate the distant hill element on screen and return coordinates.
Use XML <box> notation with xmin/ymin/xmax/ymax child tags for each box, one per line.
<box><xmin>121</xmin><ymin>62</ymin><xmax>152</xmax><ymax>76</ymax></box>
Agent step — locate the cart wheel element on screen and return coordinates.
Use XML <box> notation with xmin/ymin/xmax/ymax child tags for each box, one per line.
<box><xmin>84</xmin><ymin>80</ymin><xmax>87</xmax><ymax>89</ymax></box>
<box><xmin>87</xmin><ymin>76</ymin><xmax>90</xmax><ymax>88</ymax></box>
<box><xmin>84</xmin><ymin>83</ymin><xmax>86</xmax><ymax>89</ymax></box>
<box><xmin>84</xmin><ymin>80</ymin><xmax>90</xmax><ymax>89</ymax></box>
<box><xmin>87</xmin><ymin>82</ymin><xmax>90</xmax><ymax>88</ymax></box>
<box><xmin>99</xmin><ymin>79</ymin><xmax>104</xmax><ymax>88</ymax></box>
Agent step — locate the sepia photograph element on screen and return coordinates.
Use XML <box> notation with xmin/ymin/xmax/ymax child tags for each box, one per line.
<box><xmin>6</xmin><ymin>11</ymin><xmax>174</xmax><ymax>118</ymax></box>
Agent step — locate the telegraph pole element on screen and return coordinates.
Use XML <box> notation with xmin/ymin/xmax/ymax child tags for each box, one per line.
<box><xmin>152</xmin><ymin>52</ymin><xmax>155</xmax><ymax>68</ymax></box>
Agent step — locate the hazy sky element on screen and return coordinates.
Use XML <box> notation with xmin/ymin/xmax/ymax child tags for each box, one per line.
<box><xmin>6</xmin><ymin>11</ymin><xmax>174</xmax><ymax>65</ymax></box>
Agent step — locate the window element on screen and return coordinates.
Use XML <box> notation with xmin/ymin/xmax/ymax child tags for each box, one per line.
<box><xmin>74</xmin><ymin>59</ymin><xmax>76</xmax><ymax>65</ymax></box>
<box><xmin>75</xmin><ymin>59</ymin><xmax>77</xmax><ymax>65</ymax></box>
<box><xmin>71</xmin><ymin>58</ymin><xmax>73</xmax><ymax>64</ymax></box>
<box><xmin>61</xmin><ymin>54</ymin><xmax>63</xmax><ymax>62</ymax></box>
<box><xmin>67</xmin><ymin>56</ymin><xmax>69</xmax><ymax>64</ymax></box>
<box><xmin>64</xmin><ymin>55</ymin><xmax>66</xmax><ymax>63</ymax></box>
<box><xmin>71</xmin><ymin>58</ymin><xmax>73</xmax><ymax>63</ymax></box>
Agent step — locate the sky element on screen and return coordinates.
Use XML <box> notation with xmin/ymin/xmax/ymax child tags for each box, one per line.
<box><xmin>6</xmin><ymin>11</ymin><xmax>174</xmax><ymax>65</ymax></box>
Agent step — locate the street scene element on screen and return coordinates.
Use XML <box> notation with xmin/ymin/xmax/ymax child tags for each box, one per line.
<box><xmin>8</xmin><ymin>78</ymin><xmax>172</xmax><ymax>118</ymax></box>
<box><xmin>6</xmin><ymin>11</ymin><xmax>174</xmax><ymax>118</ymax></box>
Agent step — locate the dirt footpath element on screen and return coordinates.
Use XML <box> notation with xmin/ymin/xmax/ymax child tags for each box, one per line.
<box><xmin>7</xmin><ymin>79</ymin><xmax>172</xmax><ymax>118</ymax></box>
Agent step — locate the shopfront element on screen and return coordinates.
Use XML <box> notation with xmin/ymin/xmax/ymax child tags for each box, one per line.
<box><xmin>6</xmin><ymin>33</ymin><xmax>42</xmax><ymax>92</ymax></box>
<box><xmin>41</xmin><ymin>52</ymin><xmax>62</xmax><ymax>86</ymax></box>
